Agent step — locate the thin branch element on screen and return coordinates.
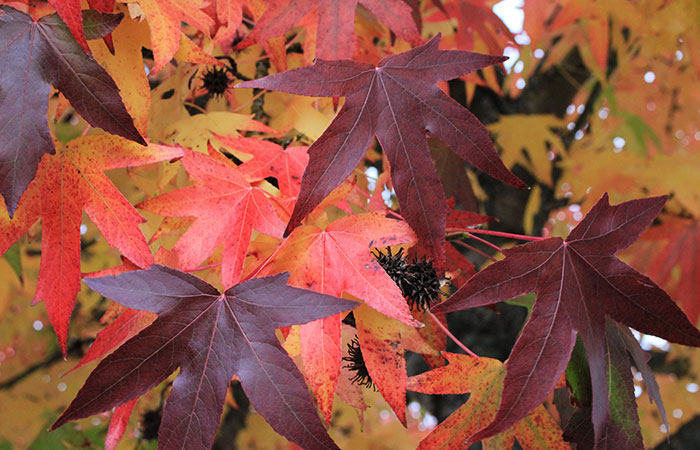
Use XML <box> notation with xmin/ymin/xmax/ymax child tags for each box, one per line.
<box><xmin>465</xmin><ymin>229</ymin><xmax>544</xmax><ymax>241</ymax></box>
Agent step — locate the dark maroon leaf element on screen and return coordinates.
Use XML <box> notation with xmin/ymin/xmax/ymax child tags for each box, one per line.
<box><xmin>237</xmin><ymin>34</ymin><xmax>524</xmax><ymax>268</ymax></box>
<box><xmin>0</xmin><ymin>6</ymin><xmax>145</xmax><ymax>216</ymax></box>
<box><xmin>434</xmin><ymin>193</ymin><xmax>700</xmax><ymax>446</ymax></box>
<box><xmin>51</xmin><ymin>265</ymin><xmax>357</xmax><ymax>450</ymax></box>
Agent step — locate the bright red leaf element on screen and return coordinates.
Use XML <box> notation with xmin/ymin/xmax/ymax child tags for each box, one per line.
<box><xmin>434</xmin><ymin>193</ymin><xmax>700</xmax><ymax>445</ymax></box>
<box><xmin>138</xmin><ymin>144</ymin><xmax>285</xmax><ymax>288</ymax></box>
<box><xmin>215</xmin><ymin>134</ymin><xmax>309</xmax><ymax>198</ymax></box>
<box><xmin>238</xmin><ymin>34</ymin><xmax>525</xmax><ymax>268</ymax></box>
<box><xmin>52</xmin><ymin>266</ymin><xmax>358</xmax><ymax>450</ymax></box>
<box><xmin>0</xmin><ymin>7</ymin><xmax>145</xmax><ymax>215</ymax></box>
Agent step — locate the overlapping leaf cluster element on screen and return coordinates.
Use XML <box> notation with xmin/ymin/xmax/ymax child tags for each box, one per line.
<box><xmin>1</xmin><ymin>1</ymin><xmax>699</xmax><ymax>450</ymax></box>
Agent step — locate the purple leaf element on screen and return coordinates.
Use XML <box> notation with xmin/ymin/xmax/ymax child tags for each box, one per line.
<box><xmin>237</xmin><ymin>34</ymin><xmax>524</xmax><ymax>268</ymax></box>
<box><xmin>434</xmin><ymin>193</ymin><xmax>700</xmax><ymax>446</ymax></box>
<box><xmin>52</xmin><ymin>266</ymin><xmax>357</xmax><ymax>450</ymax></box>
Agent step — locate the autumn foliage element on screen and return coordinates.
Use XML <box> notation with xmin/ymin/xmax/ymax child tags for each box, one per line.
<box><xmin>0</xmin><ymin>0</ymin><xmax>699</xmax><ymax>449</ymax></box>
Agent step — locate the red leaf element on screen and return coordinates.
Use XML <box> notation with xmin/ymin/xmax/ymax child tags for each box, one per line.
<box><xmin>52</xmin><ymin>266</ymin><xmax>357</xmax><ymax>450</ymax></box>
<box><xmin>259</xmin><ymin>212</ymin><xmax>418</xmax><ymax>421</ymax></box>
<box><xmin>0</xmin><ymin>136</ymin><xmax>181</xmax><ymax>353</ymax></box>
<box><xmin>215</xmin><ymin>135</ymin><xmax>309</xmax><ymax>198</ymax></box>
<box><xmin>237</xmin><ymin>34</ymin><xmax>524</xmax><ymax>268</ymax></box>
<box><xmin>138</xmin><ymin>145</ymin><xmax>285</xmax><ymax>288</ymax></box>
<box><xmin>355</xmin><ymin>304</ymin><xmax>408</xmax><ymax>425</ymax></box>
<box><xmin>0</xmin><ymin>6</ymin><xmax>145</xmax><ymax>215</ymax></box>
<box><xmin>105</xmin><ymin>398</ymin><xmax>138</xmax><ymax>450</ymax></box>
<box><xmin>434</xmin><ymin>193</ymin><xmax>700</xmax><ymax>445</ymax></box>
<box><xmin>237</xmin><ymin>0</ymin><xmax>421</xmax><ymax>60</ymax></box>
<box><xmin>623</xmin><ymin>216</ymin><xmax>700</xmax><ymax>325</ymax></box>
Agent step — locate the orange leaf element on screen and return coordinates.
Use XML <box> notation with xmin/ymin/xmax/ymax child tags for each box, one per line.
<box><xmin>0</xmin><ymin>135</ymin><xmax>181</xmax><ymax>354</ymax></box>
<box><xmin>355</xmin><ymin>303</ymin><xmax>408</xmax><ymax>425</ymax></box>
<box><xmin>408</xmin><ymin>353</ymin><xmax>569</xmax><ymax>449</ymax></box>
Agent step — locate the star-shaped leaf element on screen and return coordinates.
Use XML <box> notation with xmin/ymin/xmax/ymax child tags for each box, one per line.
<box><xmin>258</xmin><ymin>212</ymin><xmax>418</xmax><ymax>422</ymax></box>
<box><xmin>138</xmin><ymin>144</ymin><xmax>285</xmax><ymax>288</ymax></box>
<box><xmin>407</xmin><ymin>353</ymin><xmax>569</xmax><ymax>450</ymax></box>
<box><xmin>238</xmin><ymin>34</ymin><xmax>525</xmax><ymax>268</ymax></box>
<box><xmin>0</xmin><ymin>135</ymin><xmax>181</xmax><ymax>353</ymax></box>
<box><xmin>51</xmin><ymin>266</ymin><xmax>356</xmax><ymax>450</ymax></box>
<box><xmin>0</xmin><ymin>6</ymin><xmax>146</xmax><ymax>215</ymax></box>
<box><xmin>434</xmin><ymin>193</ymin><xmax>700</xmax><ymax>445</ymax></box>
<box><xmin>237</xmin><ymin>0</ymin><xmax>421</xmax><ymax>61</ymax></box>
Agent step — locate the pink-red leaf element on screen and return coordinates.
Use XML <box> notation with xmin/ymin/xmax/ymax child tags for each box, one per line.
<box><xmin>259</xmin><ymin>212</ymin><xmax>417</xmax><ymax>421</ymax></box>
<box><xmin>215</xmin><ymin>135</ymin><xmax>309</xmax><ymax>198</ymax></box>
<box><xmin>138</xmin><ymin>145</ymin><xmax>285</xmax><ymax>288</ymax></box>
<box><xmin>52</xmin><ymin>266</ymin><xmax>357</xmax><ymax>450</ymax></box>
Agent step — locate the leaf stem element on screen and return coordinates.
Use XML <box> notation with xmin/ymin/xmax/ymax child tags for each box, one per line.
<box><xmin>465</xmin><ymin>229</ymin><xmax>544</xmax><ymax>241</ymax></box>
<box><xmin>428</xmin><ymin>312</ymin><xmax>477</xmax><ymax>357</ymax></box>
<box><xmin>451</xmin><ymin>239</ymin><xmax>497</xmax><ymax>262</ymax></box>
<box><xmin>466</xmin><ymin>232</ymin><xmax>504</xmax><ymax>254</ymax></box>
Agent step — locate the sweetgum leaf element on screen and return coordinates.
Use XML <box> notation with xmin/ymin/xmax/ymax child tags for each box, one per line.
<box><xmin>0</xmin><ymin>6</ymin><xmax>145</xmax><ymax>215</ymax></box>
<box><xmin>407</xmin><ymin>353</ymin><xmax>569</xmax><ymax>449</ymax></box>
<box><xmin>0</xmin><ymin>135</ymin><xmax>181</xmax><ymax>354</ymax></box>
<box><xmin>138</xmin><ymin>144</ymin><xmax>285</xmax><ymax>288</ymax></box>
<box><xmin>238</xmin><ymin>34</ymin><xmax>525</xmax><ymax>268</ymax></box>
<box><xmin>52</xmin><ymin>265</ymin><xmax>357</xmax><ymax>450</ymax></box>
<box><xmin>237</xmin><ymin>0</ymin><xmax>421</xmax><ymax>61</ymax></box>
<box><xmin>434</xmin><ymin>193</ymin><xmax>700</xmax><ymax>446</ymax></box>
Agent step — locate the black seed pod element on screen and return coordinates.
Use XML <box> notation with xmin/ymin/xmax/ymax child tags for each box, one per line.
<box><xmin>402</xmin><ymin>259</ymin><xmax>441</xmax><ymax>311</ymax></box>
<box><xmin>373</xmin><ymin>247</ymin><xmax>441</xmax><ymax>311</ymax></box>
<box><xmin>372</xmin><ymin>247</ymin><xmax>408</xmax><ymax>281</ymax></box>
<box><xmin>343</xmin><ymin>336</ymin><xmax>374</xmax><ymax>389</ymax></box>
<box><xmin>200</xmin><ymin>66</ymin><xmax>234</xmax><ymax>97</ymax></box>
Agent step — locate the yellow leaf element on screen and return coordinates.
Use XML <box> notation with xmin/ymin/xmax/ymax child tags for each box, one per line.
<box><xmin>489</xmin><ymin>115</ymin><xmax>564</xmax><ymax>185</ymax></box>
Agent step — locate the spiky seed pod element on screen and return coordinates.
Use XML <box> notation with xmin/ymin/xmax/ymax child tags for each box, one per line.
<box><xmin>402</xmin><ymin>259</ymin><xmax>441</xmax><ymax>311</ymax></box>
<box><xmin>343</xmin><ymin>337</ymin><xmax>374</xmax><ymax>389</ymax></box>
<box><xmin>372</xmin><ymin>247</ymin><xmax>441</xmax><ymax>311</ymax></box>
<box><xmin>200</xmin><ymin>66</ymin><xmax>234</xmax><ymax>97</ymax></box>
<box><xmin>372</xmin><ymin>247</ymin><xmax>408</xmax><ymax>281</ymax></box>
